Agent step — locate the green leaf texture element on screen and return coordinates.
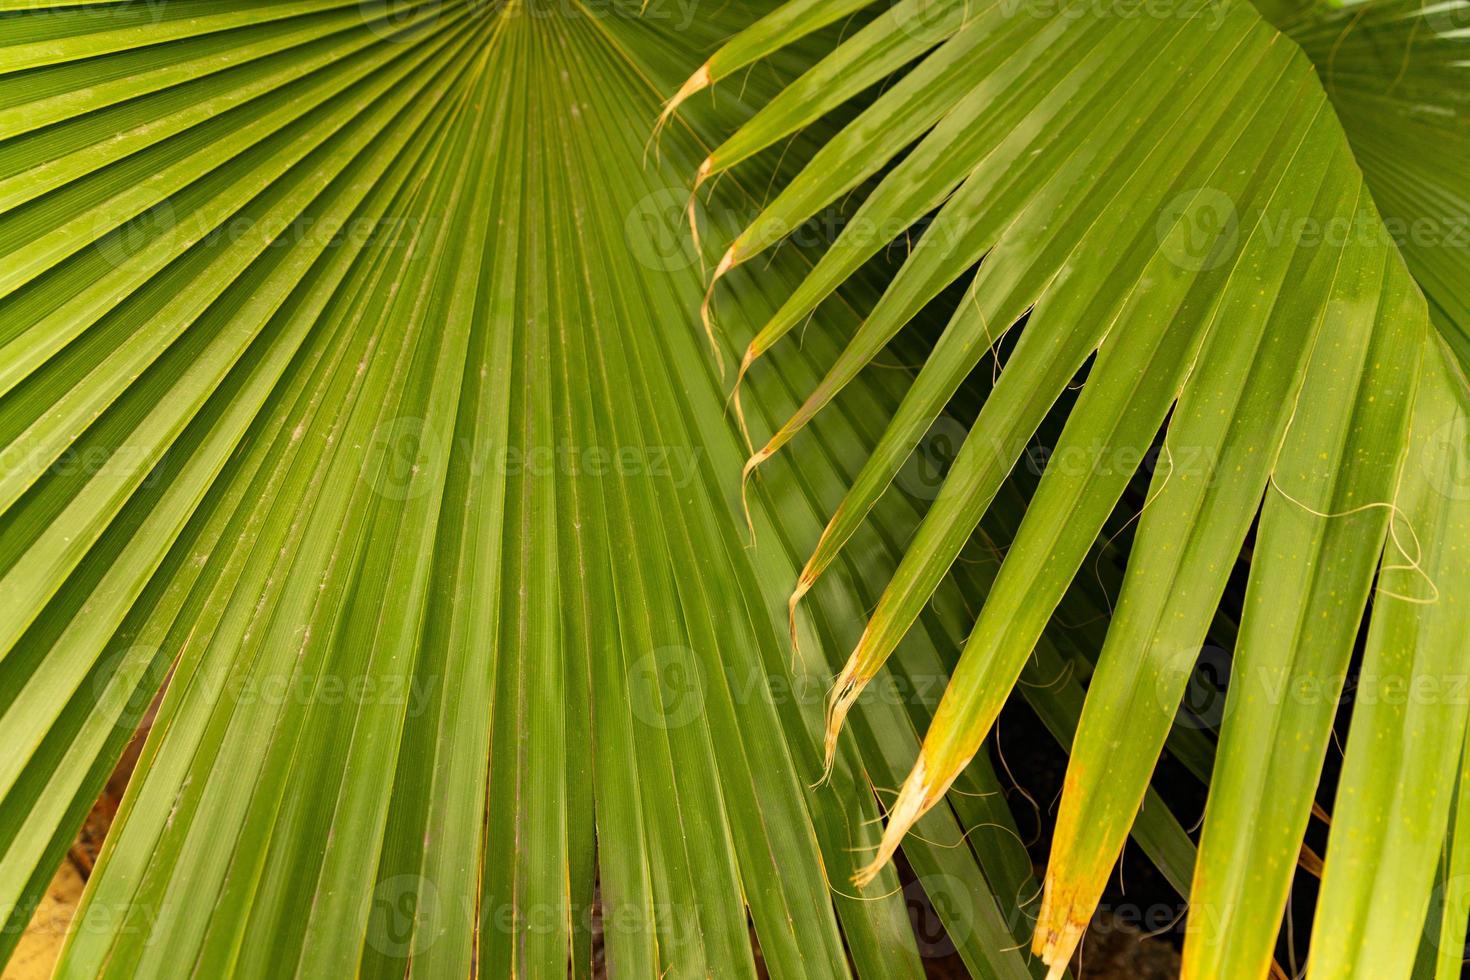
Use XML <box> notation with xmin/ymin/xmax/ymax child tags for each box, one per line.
<box><xmin>0</xmin><ymin>1</ymin><xmax>1102</xmax><ymax>976</ymax></box>
<box><xmin>683</xmin><ymin>0</ymin><xmax>1469</xmax><ymax>975</ymax></box>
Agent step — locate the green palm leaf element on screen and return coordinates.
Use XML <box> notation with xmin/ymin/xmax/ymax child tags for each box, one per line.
<box><xmin>0</xmin><ymin>2</ymin><xmax>1111</xmax><ymax>975</ymax></box>
<box><xmin>683</xmin><ymin>0</ymin><xmax>1469</xmax><ymax>975</ymax></box>
<box><xmin>2</xmin><ymin>0</ymin><xmax>1465</xmax><ymax>976</ymax></box>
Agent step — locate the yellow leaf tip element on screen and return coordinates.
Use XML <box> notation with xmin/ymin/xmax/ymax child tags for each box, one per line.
<box><xmin>728</xmin><ymin>359</ymin><xmax>754</xmax><ymax>455</ymax></box>
<box><xmin>713</xmin><ymin>246</ymin><xmax>737</xmax><ymax>281</ymax></box>
<box><xmin>786</xmin><ymin>588</ymin><xmax>804</xmax><ymax>660</ymax></box>
<box><xmin>741</xmin><ymin>447</ymin><xmax>771</xmax><ymax>484</ymax></box>
<box><xmin>820</xmin><ymin>634</ymin><xmax>876</xmax><ymax>777</ymax></box>
<box><xmin>738</xmin><ymin>460</ymin><xmax>761</xmax><ymax>549</ymax></box>
<box><xmin>659</xmin><ymin>62</ymin><xmax>711</xmax><ymax>127</ymax></box>
<box><xmin>853</xmin><ymin>757</ymin><xmax>931</xmax><ymax>887</ymax></box>
<box><xmin>697</xmin><ymin>248</ymin><xmax>740</xmax><ymax>378</ymax></box>
<box><xmin>738</xmin><ymin>344</ymin><xmax>756</xmax><ymax>375</ymax></box>
<box><xmin>1032</xmin><ymin>882</ymin><xmax>1089</xmax><ymax>977</ymax></box>
<box><xmin>699</xmin><ymin>281</ymin><xmax>727</xmax><ymax>378</ymax></box>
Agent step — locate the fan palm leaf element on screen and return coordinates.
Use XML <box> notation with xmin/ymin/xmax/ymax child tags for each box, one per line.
<box><xmin>0</xmin><ymin>0</ymin><xmax>1465</xmax><ymax>976</ymax></box>
<box><xmin>0</xmin><ymin>2</ymin><xmax>1111</xmax><ymax>975</ymax></box>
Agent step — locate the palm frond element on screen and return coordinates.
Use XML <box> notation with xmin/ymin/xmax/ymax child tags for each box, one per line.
<box><xmin>682</xmin><ymin>0</ymin><xmax>1470</xmax><ymax>974</ymax></box>
<box><xmin>0</xmin><ymin>2</ymin><xmax>1090</xmax><ymax>974</ymax></box>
